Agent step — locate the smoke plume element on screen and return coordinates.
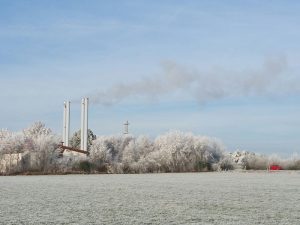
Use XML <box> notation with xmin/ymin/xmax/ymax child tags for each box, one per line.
<box><xmin>89</xmin><ymin>56</ymin><xmax>293</xmax><ymax>105</ymax></box>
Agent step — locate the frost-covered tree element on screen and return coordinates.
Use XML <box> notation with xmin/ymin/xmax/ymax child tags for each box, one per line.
<box><xmin>0</xmin><ymin>122</ymin><xmax>62</xmax><ymax>174</ymax></box>
<box><xmin>89</xmin><ymin>135</ymin><xmax>134</xmax><ymax>173</ymax></box>
<box><xmin>152</xmin><ymin>131</ymin><xmax>225</xmax><ymax>172</ymax></box>
<box><xmin>242</xmin><ymin>153</ymin><xmax>268</xmax><ymax>170</ymax></box>
<box><xmin>284</xmin><ymin>154</ymin><xmax>300</xmax><ymax>170</ymax></box>
<box><xmin>31</xmin><ymin>133</ymin><xmax>60</xmax><ymax>172</ymax></box>
<box><xmin>0</xmin><ymin>131</ymin><xmax>26</xmax><ymax>154</ymax></box>
<box><xmin>5</xmin><ymin>123</ymin><xmax>299</xmax><ymax>174</ymax></box>
<box><xmin>0</xmin><ymin>129</ymin><xmax>10</xmax><ymax>140</ymax></box>
<box><xmin>89</xmin><ymin>136</ymin><xmax>113</xmax><ymax>172</ymax></box>
<box><xmin>219</xmin><ymin>156</ymin><xmax>235</xmax><ymax>171</ymax></box>
<box><xmin>23</xmin><ymin>121</ymin><xmax>52</xmax><ymax>138</ymax></box>
<box><xmin>69</xmin><ymin>129</ymin><xmax>96</xmax><ymax>150</ymax></box>
<box><xmin>21</xmin><ymin>122</ymin><xmax>60</xmax><ymax>172</ymax></box>
<box><xmin>88</xmin><ymin>131</ymin><xmax>225</xmax><ymax>173</ymax></box>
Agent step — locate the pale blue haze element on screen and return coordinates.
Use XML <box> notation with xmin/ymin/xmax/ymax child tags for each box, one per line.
<box><xmin>0</xmin><ymin>0</ymin><xmax>299</xmax><ymax>155</ymax></box>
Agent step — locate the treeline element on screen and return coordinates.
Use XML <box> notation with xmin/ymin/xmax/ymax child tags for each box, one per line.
<box><xmin>0</xmin><ymin>122</ymin><xmax>61</xmax><ymax>174</ymax></box>
<box><xmin>0</xmin><ymin>122</ymin><xmax>299</xmax><ymax>175</ymax></box>
<box><xmin>89</xmin><ymin>132</ymin><xmax>225</xmax><ymax>173</ymax></box>
<box><xmin>235</xmin><ymin>152</ymin><xmax>300</xmax><ymax>170</ymax></box>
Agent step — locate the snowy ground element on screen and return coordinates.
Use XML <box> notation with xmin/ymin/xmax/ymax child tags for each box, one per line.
<box><xmin>0</xmin><ymin>171</ymin><xmax>299</xmax><ymax>225</ymax></box>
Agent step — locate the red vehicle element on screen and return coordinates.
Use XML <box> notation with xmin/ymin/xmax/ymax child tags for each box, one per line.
<box><xmin>269</xmin><ymin>165</ymin><xmax>283</xmax><ymax>170</ymax></box>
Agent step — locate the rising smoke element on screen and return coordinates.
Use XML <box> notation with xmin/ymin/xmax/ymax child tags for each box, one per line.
<box><xmin>89</xmin><ymin>55</ymin><xmax>292</xmax><ymax>105</ymax></box>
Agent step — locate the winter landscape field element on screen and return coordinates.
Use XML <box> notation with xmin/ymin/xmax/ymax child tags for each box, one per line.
<box><xmin>0</xmin><ymin>172</ymin><xmax>299</xmax><ymax>225</ymax></box>
<box><xmin>1</xmin><ymin>1</ymin><xmax>300</xmax><ymax>224</ymax></box>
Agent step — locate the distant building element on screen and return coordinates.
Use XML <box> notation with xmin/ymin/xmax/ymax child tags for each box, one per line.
<box><xmin>0</xmin><ymin>153</ymin><xmax>23</xmax><ymax>173</ymax></box>
<box><xmin>0</xmin><ymin>152</ymin><xmax>39</xmax><ymax>174</ymax></box>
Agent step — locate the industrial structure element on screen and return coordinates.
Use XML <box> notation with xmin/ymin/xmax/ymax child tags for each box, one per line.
<box><xmin>59</xmin><ymin>97</ymin><xmax>89</xmax><ymax>156</ymax></box>
<box><xmin>62</xmin><ymin>101</ymin><xmax>70</xmax><ymax>146</ymax></box>
<box><xmin>123</xmin><ymin>120</ymin><xmax>129</xmax><ymax>135</ymax></box>
<box><xmin>80</xmin><ymin>97</ymin><xmax>89</xmax><ymax>151</ymax></box>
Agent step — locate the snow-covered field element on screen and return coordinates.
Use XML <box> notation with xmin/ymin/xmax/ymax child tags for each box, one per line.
<box><xmin>0</xmin><ymin>172</ymin><xmax>299</xmax><ymax>225</ymax></box>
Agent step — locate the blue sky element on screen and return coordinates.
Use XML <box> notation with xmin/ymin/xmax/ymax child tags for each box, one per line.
<box><xmin>0</xmin><ymin>0</ymin><xmax>299</xmax><ymax>156</ymax></box>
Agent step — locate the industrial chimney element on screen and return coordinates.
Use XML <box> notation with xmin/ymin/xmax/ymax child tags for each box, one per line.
<box><xmin>61</xmin><ymin>98</ymin><xmax>89</xmax><ymax>157</ymax></box>
<box><xmin>62</xmin><ymin>101</ymin><xmax>70</xmax><ymax>146</ymax></box>
<box><xmin>80</xmin><ymin>97</ymin><xmax>89</xmax><ymax>151</ymax></box>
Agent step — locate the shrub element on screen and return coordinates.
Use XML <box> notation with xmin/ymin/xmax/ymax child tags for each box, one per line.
<box><xmin>78</xmin><ymin>160</ymin><xmax>93</xmax><ymax>173</ymax></box>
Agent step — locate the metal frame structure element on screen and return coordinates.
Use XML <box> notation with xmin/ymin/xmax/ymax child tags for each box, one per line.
<box><xmin>124</xmin><ymin>120</ymin><xmax>129</xmax><ymax>135</ymax></box>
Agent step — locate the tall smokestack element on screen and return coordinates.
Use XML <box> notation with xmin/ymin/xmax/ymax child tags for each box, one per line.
<box><xmin>80</xmin><ymin>98</ymin><xmax>85</xmax><ymax>150</ymax></box>
<box><xmin>65</xmin><ymin>101</ymin><xmax>70</xmax><ymax>146</ymax></box>
<box><xmin>83</xmin><ymin>98</ymin><xmax>89</xmax><ymax>151</ymax></box>
<box><xmin>63</xmin><ymin>101</ymin><xmax>70</xmax><ymax>146</ymax></box>
<box><xmin>63</xmin><ymin>101</ymin><xmax>67</xmax><ymax>144</ymax></box>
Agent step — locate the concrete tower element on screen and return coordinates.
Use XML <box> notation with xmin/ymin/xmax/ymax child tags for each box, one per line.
<box><xmin>80</xmin><ymin>97</ymin><xmax>89</xmax><ymax>151</ymax></box>
<box><xmin>63</xmin><ymin>101</ymin><xmax>70</xmax><ymax>146</ymax></box>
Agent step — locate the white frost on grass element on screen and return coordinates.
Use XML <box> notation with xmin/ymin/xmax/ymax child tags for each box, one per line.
<box><xmin>0</xmin><ymin>172</ymin><xmax>299</xmax><ymax>225</ymax></box>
